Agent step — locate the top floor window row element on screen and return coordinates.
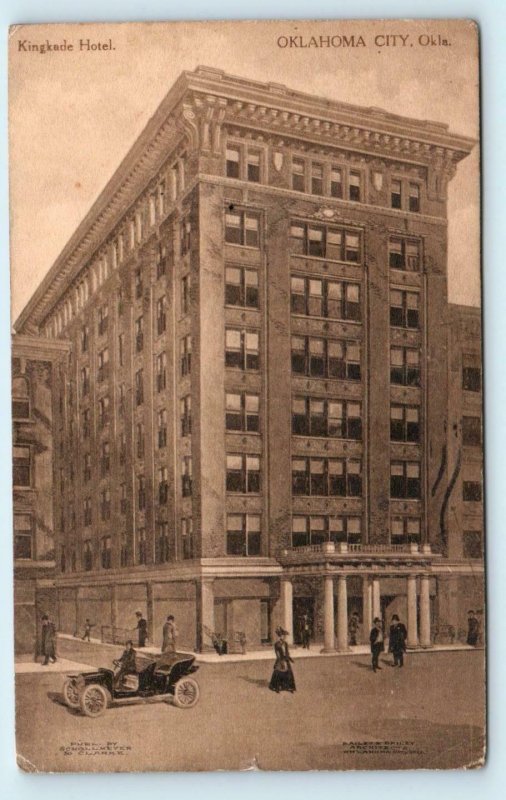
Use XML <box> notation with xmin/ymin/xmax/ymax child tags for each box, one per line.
<box><xmin>290</xmin><ymin>222</ymin><xmax>361</xmax><ymax>262</ymax></box>
<box><xmin>226</xmin><ymin>144</ymin><xmax>262</xmax><ymax>183</ymax></box>
<box><xmin>292</xmin><ymin>158</ymin><xmax>362</xmax><ymax>202</ymax></box>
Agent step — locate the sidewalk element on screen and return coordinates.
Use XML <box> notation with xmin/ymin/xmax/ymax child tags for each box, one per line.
<box><xmin>15</xmin><ymin>656</ymin><xmax>96</xmax><ymax>674</ymax></box>
<box><xmin>56</xmin><ymin>632</ymin><xmax>475</xmax><ymax>664</ymax></box>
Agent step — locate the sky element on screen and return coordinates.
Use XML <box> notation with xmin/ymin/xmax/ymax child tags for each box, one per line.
<box><xmin>8</xmin><ymin>18</ymin><xmax>480</xmax><ymax>320</ymax></box>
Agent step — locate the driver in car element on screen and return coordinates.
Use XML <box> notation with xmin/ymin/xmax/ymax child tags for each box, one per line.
<box><xmin>113</xmin><ymin>640</ymin><xmax>137</xmax><ymax>689</ymax></box>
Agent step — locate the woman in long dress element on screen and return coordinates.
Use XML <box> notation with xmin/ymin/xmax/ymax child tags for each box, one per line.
<box><xmin>269</xmin><ymin>627</ymin><xmax>296</xmax><ymax>693</ymax></box>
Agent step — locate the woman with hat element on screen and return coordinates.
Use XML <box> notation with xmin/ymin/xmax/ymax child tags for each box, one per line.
<box><xmin>269</xmin><ymin>627</ymin><xmax>296</xmax><ymax>693</ymax></box>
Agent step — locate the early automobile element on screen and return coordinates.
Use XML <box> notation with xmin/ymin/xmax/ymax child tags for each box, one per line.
<box><xmin>62</xmin><ymin>650</ymin><xmax>200</xmax><ymax>717</ymax></box>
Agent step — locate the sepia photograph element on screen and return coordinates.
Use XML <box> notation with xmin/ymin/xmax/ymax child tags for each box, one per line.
<box><xmin>8</xmin><ymin>18</ymin><xmax>484</xmax><ymax>772</ymax></box>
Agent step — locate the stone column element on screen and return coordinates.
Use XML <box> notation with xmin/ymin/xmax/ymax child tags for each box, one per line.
<box><xmin>419</xmin><ymin>575</ymin><xmax>432</xmax><ymax>648</ymax></box>
<box><xmin>321</xmin><ymin>575</ymin><xmax>336</xmax><ymax>653</ymax></box>
<box><xmin>336</xmin><ymin>575</ymin><xmax>349</xmax><ymax>652</ymax></box>
<box><xmin>372</xmin><ymin>577</ymin><xmax>381</xmax><ymax>621</ymax></box>
<box><xmin>280</xmin><ymin>577</ymin><xmax>293</xmax><ymax>643</ymax></box>
<box><xmin>146</xmin><ymin>582</ymin><xmax>155</xmax><ymax>646</ymax></box>
<box><xmin>201</xmin><ymin>578</ymin><xmax>216</xmax><ymax>652</ymax></box>
<box><xmin>407</xmin><ymin>575</ymin><xmax>419</xmax><ymax>649</ymax></box>
<box><xmin>362</xmin><ymin>576</ymin><xmax>373</xmax><ymax>642</ymax></box>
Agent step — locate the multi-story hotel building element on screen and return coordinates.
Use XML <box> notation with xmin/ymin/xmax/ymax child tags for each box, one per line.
<box><xmin>13</xmin><ymin>66</ymin><xmax>482</xmax><ymax>652</ymax></box>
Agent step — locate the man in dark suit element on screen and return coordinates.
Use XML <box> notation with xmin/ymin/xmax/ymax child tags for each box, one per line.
<box><xmin>466</xmin><ymin>610</ymin><xmax>479</xmax><ymax>646</ymax></box>
<box><xmin>388</xmin><ymin>614</ymin><xmax>408</xmax><ymax>667</ymax></box>
<box><xmin>41</xmin><ymin>614</ymin><xmax>57</xmax><ymax>665</ymax></box>
<box><xmin>135</xmin><ymin>611</ymin><xmax>147</xmax><ymax>647</ymax></box>
<box><xmin>113</xmin><ymin>640</ymin><xmax>137</xmax><ymax>688</ymax></box>
<box><xmin>369</xmin><ymin>617</ymin><xmax>384</xmax><ymax>673</ymax></box>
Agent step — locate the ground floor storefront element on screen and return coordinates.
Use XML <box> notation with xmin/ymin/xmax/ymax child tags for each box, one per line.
<box><xmin>28</xmin><ymin>550</ymin><xmax>484</xmax><ymax>655</ymax></box>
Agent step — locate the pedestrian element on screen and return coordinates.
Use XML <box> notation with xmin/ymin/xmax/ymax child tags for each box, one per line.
<box><xmin>113</xmin><ymin>640</ymin><xmax>137</xmax><ymax>689</ymax></box>
<box><xmin>162</xmin><ymin>614</ymin><xmax>178</xmax><ymax>654</ymax></box>
<box><xmin>388</xmin><ymin>614</ymin><xmax>408</xmax><ymax>667</ymax></box>
<box><xmin>41</xmin><ymin>614</ymin><xmax>57</xmax><ymax>665</ymax></box>
<box><xmin>466</xmin><ymin>610</ymin><xmax>479</xmax><ymax>647</ymax></box>
<box><xmin>476</xmin><ymin>609</ymin><xmax>484</xmax><ymax>646</ymax></box>
<box><xmin>369</xmin><ymin>617</ymin><xmax>384</xmax><ymax>673</ymax></box>
<box><xmin>300</xmin><ymin>612</ymin><xmax>311</xmax><ymax>650</ymax></box>
<box><xmin>269</xmin><ymin>627</ymin><xmax>296</xmax><ymax>693</ymax></box>
<box><xmin>348</xmin><ymin>611</ymin><xmax>360</xmax><ymax>646</ymax></box>
<box><xmin>82</xmin><ymin>618</ymin><xmax>94</xmax><ymax>642</ymax></box>
<box><xmin>135</xmin><ymin>611</ymin><xmax>148</xmax><ymax>648</ymax></box>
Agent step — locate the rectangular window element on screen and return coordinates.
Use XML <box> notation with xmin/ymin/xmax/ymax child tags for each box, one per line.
<box><xmin>390</xmin><ymin>347</ymin><xmax>421</xmax><ymax>386</ymax></box>
<box><xmin>135</xmin><ymin>269</ymin><xmax>143</xmax><ymax>299</ymax></box>
<box><xmin>181</xmin><ymin>274</ymin><xmax>191</xmax><ymax>315</ymax></box>
<box><xmin>182</xmin><ymin>518</ymin><xmax>194</xmax><ymax>560</ymax></box>
<box><xmin>98</xmin><ymin>395</ymin><xmax>110</xmax><ymax>428</ymax></box>
<box><xmin>225</xmin><ymin>266</ymin><xmax>259</xmax><ymax>308</ymax></box>
<box><xmin>225</xmin><ymin>328</ymin><xmax>259</xmax><ymax>371</ymax></box>
<box><xmin>120</xmin><ymin>483</ymin><xmax>127</xmax><ymax>514</ymax></box>
<box><xmin>462</xmin><ymin>416</ymin><xmax>482</xmax><ymax>446</ymax></box>
<box><xmin>119</xmin><ymin>431</ymin><xmax>126</xmax><ymax>465</ymax></box>
<box><xmin>311</xmin><ymin>163</ymin><xmax>324</xmax><ymax>195</ymax></box>
<box><xmin>391</xmin><ymin>516</ymin><xmax>421</xmax><ymax>543</ymax></box>
<box><xmin>100</xmin><ymin>488</ymin><xmax>111</xmax><ymax>520</ymax></box>
<box><xmin>409</xmin><ymin>183</ymin><xmax>420</xmax><ymax>212</ymax></box>
<box><xmin>180</xmin><ymin>217</ymin><xmax>191</xmax><ymax>256</ymax></box>
<box><xmin>98</xmin><ymin>305</ymin><xmax>108</xmax><ymax>335</ymax></box>
<box><xmin>13</xmin><ymin>446</ymin><xmax>30</xmax><ymax>487</ymax></box>
<box><xmin>247</xmin><ymin>150</ymin><xmax>261</xmax><ymax>183</ymax></box>
<box><xmin>158</xmin><ymin>466</ymin><xmax>168</xmax><ymax>505</ymax></box>
<box><xmin>390</xmin><ymin>461</ymin><xmax>421</xmax><ymax>499</ymax></box>
<box><xmin>226</xmin><ymin>454</ymin><xmax>260</xmax><ymax>494</ymax></box>
<box><xmin>181</xmin><ymin>456</ymin><xmax>192</xmax><ymax>497</ymax></box>
<box><xmin>135</xmin><ymin>316</ymin><xmax>144</xmax><ymax>352</ymax></box>
<box><xmin>118</xmin><ymin>333</ymin><xmax>125</xmax><ymax>367</ymax></box>
<box><xmin>225</xmin><ymin>392</ymin><xmax>259</xmax><ymax>433</ymax></box>
<box><xmin>100</xmin><ymin>441</ymin><xmax>111</xmax><ymax>476</ymax></box>
<box><xmin>83</xmin><ymin>453</ymin><xmax>92</xmax><ymax>483</ymax></box>
<box><xmin>226</xmin><ymin>146</ymin><xmax>241</xmax><ymax>178</ymax></box>
<box><xmin>462</xmin><ymin>361</ymin><xmax>481</xmax><ymax>392</ymax></box>
<box><xmin>463</xmin><ymin>480</ymin><xmax>482</xmax><ymax>502</ymax></box>
<box><xmin>83</xmin><ymin>497</ymin><xmax>92</xmax><ymax>527</ymax></box>
<box><xmin>138</xmin><ymin>528</ymin><xmax>147</xmax><ymax>565</ymax></box>
<box><xmin>101</xmin><ymin>536</ymin><xmax>112</xmax><ymax>569</ymax></box>
<box><xmin>389</xmin><ymin>237</ymin><xmax>421</xmax><ymax>271</ymax></box>
<box><xmin>290</xmin><ymin>275</ymin><xmax>361</xmax><ymax>321</ymax></box>
<box><xmin>349</xmin><ymin>171</ymin><xmax>361</xmax><ymax>201</ymax></box>
<box><xmin>83</xmin><ymin>539</ymin><xmax>93</xmax><ymax>570</ymax></box>
<box><xmin>391</xmin><ymin>179</ymin><xmax>402</xmax><ymax>209</ymax></box>
<box><xmin>138</xmin><ymin>475</ymin><xmax>146</xmax><ymax>510</ymax></box>
<box><xmin>81</xmin><ymin>366</ymin><xmax>90</xmax><ymax>397</ymax></box>
<box><xmin>158</xmin><ymin>408</ymin><xmax>167</xmax><ymax>449</ymax></box>
<box><xmin>390</xmin><ymin>405</ymin><xmax>420</xmax><ymax>442</ymax></box>
<box><xmin>463</xmin><ymin>531</ymin><xmax>482</xmax><ymax>559</ymax></box>
<box><xmin>157</xmin><ymin>351</ymin><xmax>168</xmax><ymax>390</ymax></box>
<box><xmin>292</xmin><ymin>397</ymin><xmax>362</xmax><ymax>440</ymax></box>
<box><xmin>157</xmin><ymin>521</ymin><xmax>170</xmax><ymax>563</ymax></box>
<box><xmin>181</xmin><ymin>395</ymin><xmax>192</xmax><ymax>436</ymax></box>
<box><xmin>97</xmin><ymin>347</ymin><xmax>109</xmax><ymax>382</ymax></box>
<box><xmin>180</xmin><ymin>336</ymin><xmax>192</xmax><ymax>376</ymax></box>
<box><xmin>224</xmin><ymin>210</ymin><xmax>261</xmax><ymax>248</ymax></box>
<box><xmin>292</xmin><ymin>157</ymin><xmax>305</xmax><ymax>191</ymax></box>
<box><xmin>157</xmin><ymin>296</ymin><xmax>167</xmax><ymax>335</ymax></box>
<box><xmin>118</xmin><ymin>384</ymin><xmax>126</xmax><ymax>417</ymax></box>
<box><xmin>14</xmin><ymin>514</ymin><xmax>32</xmax><ymax>559</ymax></box>
<box><xmin>390</xmin><ymin>289</ymin><xmax>420</xmax><ymax>329</ymax></box>
<box><xmin>81</xmin><ymin>325</ymin><xmax>89</xmax><ymax>353</ymax></box>
<box><xmin>330</xmin><ymin>166</ymin><xmax>343</xmax><ymax>198</ymax></box>
<box><xmin>135</xmin><ymin>369</ymin><xmax>144</xmax><ymax>406</ymax></box>
<box><xmin>290</xmin><ymin>457</ymin><xmax>363</xmax><ymax>498</ymax></box>
<box><xmin>136</xmin><ymin>423</ymin><xmax>144</xmax><ymax>459</ymax></box>
<box><xmin>157</xmin><ymin>242</ymin><xmax>168</xmax><ymax>279</ymax></box>
<box><xmin>82</xmin><ymin>409</ymin><xmax>90</xmax><ymax>439</ymax></box>
<box><xmin>226</xmin><ymin>514</ymin><xmax>261</xmax><ymax>556</ymax></box>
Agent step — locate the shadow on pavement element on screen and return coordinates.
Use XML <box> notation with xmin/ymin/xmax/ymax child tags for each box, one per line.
<box><xmin>240</xmin><ymin>676</ymin><xmax>270</xmax><ymax>689</ymax></box>
<box><xmin>47</xmin><ymin>691</ymin><xmax>81</xmax><ymax>715</ymax></box>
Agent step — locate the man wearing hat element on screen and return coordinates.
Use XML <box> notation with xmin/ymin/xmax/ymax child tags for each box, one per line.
<box><xmin>388</xmin><ymin>614</ymin><xmax>408</xmax><ymax>667</ymax></box>
<box><xmin>135</xmin><ymin>611</ymin><xmax>148</xmax><ymax>648</ymax></box>
<box><xmin>369</xmin><ymin>617</ymin><xmax>384</xmax><ymax>673</ymax></box>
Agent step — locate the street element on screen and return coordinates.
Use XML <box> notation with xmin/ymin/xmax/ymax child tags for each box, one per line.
<box><xmin>15</xmin><ymin>638</ymin><xmax>485</xmax><ymax>772</ymax></box>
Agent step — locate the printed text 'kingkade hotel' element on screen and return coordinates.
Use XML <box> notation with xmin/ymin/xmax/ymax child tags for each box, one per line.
<box><xmin>12</xmin><ymin>67</ymin><xmax>484</xmax><ymax>653</ymax></box>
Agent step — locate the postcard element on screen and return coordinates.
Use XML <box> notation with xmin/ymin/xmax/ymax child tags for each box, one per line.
<box><xmin>9</xmin><ymin>18</ymin><xmax>484</xmax><ymax>771</ymax></box>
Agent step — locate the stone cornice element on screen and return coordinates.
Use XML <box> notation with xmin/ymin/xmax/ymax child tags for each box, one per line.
<box><xmin>12</xmin><ymin>333</ymin><xmax>71</xmax><ymax>362</ymax></box>
<box><xmin>15</xmin><ymin>65</ymin><xmax>475</xmax><ymax>334</ymax></box>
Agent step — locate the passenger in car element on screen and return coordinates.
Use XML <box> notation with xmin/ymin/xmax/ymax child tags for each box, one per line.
<box><xmin>113</xmin><ymin>640</ymin><xmax>137</xmax><ymax>688</ymax></box>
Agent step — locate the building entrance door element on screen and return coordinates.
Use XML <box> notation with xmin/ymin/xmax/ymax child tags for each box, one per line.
<box><xmin>293</xmin><ymin>596</ymin><xmax>315</xmax><ymax>645</ymax></box>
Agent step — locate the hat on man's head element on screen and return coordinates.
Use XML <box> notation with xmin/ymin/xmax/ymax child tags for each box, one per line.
<box><xmin>275</xmin><ymin>627</ymin><xmax>289</xmax><ymax>637</ymax></box>
<box><xmin>373</xmin><ymin>617</ymin><xmax>381</xmax><ymax>624</ymax></box>
<box><xmin>392</xmin><ymin>614</ymin><xmax>399</xmax><ymax>621</ymax></box>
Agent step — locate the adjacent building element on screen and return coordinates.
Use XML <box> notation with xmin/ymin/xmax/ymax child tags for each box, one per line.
<box><xmin>13</xmin><ymin>66</ymin><xmax>483</xmax><ymax>652</ymax></box>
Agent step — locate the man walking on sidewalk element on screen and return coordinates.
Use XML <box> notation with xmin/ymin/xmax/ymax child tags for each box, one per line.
<box><xmin>135</xmin><ymin>611</ymin><xmax>148</xmax><ymax>648</ymax></box>
<box><xmin>369</xmin><ymin>617</ymin><xmax>384</xmax><ymax>673</ymax></box>
<box><xmin>41</xmin><ymin>614</ymin><xmax>57</xmax><ymax>665</ymax></box>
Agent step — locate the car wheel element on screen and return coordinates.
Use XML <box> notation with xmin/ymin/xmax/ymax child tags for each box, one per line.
<box><xmin>62</xmin><ymin>679</ymin><xmax>81</xmax><ymax>709</ymax></box>
<box><xmin>79</xmin><ymin>684</ymin><xmax>110</xmax><ymax>718</ymax></box>
<box><xmin>173</xmin><ymin>677</ymin><xmax>200</xmax><ymax>709</ymax></box>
